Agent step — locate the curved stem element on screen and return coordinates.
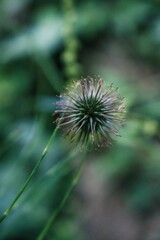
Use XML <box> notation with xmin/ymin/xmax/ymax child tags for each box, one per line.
<box><xmin>0</xmin><ymin>126</ymin><xmax>59</xmax><ymax>223</ymax></box>
<box><xmin>37</xmin><ymin>155</ymin><xmax>86</xmax><ymax>240</ymax></box>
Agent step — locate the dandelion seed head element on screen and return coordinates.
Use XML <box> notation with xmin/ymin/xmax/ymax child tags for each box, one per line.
<box><xmin>54</xmin><ymin>76</ymin><xmax>125</xmax><ymax>147</ymax></box>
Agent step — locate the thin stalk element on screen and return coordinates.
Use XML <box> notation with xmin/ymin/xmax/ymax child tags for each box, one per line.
<box><xmin>37</xmin><ymin>154</ymin><xmax>86</xmax><ymax>240</ymax></box>
<box><xmin>0</xmin><ymin>126</ymin><xmax>59</xmax><ymax>223</ymax></box>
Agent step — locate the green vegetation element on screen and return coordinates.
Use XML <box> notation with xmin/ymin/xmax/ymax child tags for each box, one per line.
<box><xmin>0</xmin><ymin>0</ymin><xmax>160</xmax><ymax>239</ymax></box>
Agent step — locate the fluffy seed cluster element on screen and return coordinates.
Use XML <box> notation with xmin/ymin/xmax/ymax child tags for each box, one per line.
<box><xmin>54</xmin><ymin>76</ymin><xmax>125</xmax><ymax>147</ymax></box>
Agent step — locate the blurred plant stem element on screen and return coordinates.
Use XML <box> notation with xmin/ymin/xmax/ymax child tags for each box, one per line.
<box><xmin>61</xmin><ymin>0</ymin><xmax>82</xmax><ymax>81</ymax></box>
<box><xmin>37</xmin><ymin>151</ymin><xmax>87</xmax><ymax>240</ymax></box>
<box><xmin>33</xmin><ymin>53</ymin><xmax>63</xmax><ymax>93</ymax></box>
<box><xmin>0</xmin><ymin>125</ymin><xmax>60</xmax><ymax>223</ymax></box>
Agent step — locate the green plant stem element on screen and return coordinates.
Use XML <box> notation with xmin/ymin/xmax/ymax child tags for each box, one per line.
<box><xmin>0</xmin><ymin>126</ymin><xmax>59</xmax><ymax>223</ymax></box>
<box><xmin>37</xmin><ymin>155</ymin><xmax>86</xmax><ymax>240</ymax></box>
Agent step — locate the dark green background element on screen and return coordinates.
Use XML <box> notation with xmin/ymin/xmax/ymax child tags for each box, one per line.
<box><xmin>0</xmin><ymin>0</ymin><xmax>160</xmax><ymax>239</ymax></box>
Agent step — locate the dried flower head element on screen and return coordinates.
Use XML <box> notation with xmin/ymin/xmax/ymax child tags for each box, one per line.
<box><xmin>54</xmin><ymin>76</ymin><xmax>125</xmax><ymax>147</ymax></box>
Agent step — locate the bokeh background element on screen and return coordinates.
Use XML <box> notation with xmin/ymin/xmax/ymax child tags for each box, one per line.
<box><xmin>0</xmin><ymin>0</ymin><xmax>160</xmax><ymax>239</ymax></box>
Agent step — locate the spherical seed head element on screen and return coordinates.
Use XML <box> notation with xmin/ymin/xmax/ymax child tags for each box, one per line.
<box><xmin>54</xmin><ymin>76</ymin><xmax>125</xmax><ymax>147</ymax></box>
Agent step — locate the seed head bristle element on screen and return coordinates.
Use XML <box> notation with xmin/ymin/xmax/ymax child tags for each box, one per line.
<box><xmin>53</xmin><ymin>76</ymin><xmax>125</xmax><ymax>147</ymax></box>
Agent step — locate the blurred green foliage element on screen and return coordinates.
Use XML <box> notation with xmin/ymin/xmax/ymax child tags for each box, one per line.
<box><xmin>0</xmin><ymin>0</ymin><xmax>160</xmax><ymax>239</ymax></box>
